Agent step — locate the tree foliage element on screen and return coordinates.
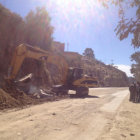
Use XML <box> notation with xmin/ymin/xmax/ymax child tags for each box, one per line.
<box><xmin>83</xmin><ymin>48</ymin><xmax>95</xmax><ymax>59</ymax></box>
<box><xmin>131</xmin><ymin>52</ymin><xmax>140</xmax><ymax>81</ymax></box>
<box><xmin>100</xmin><ymin>0</ymin><xmax>140</xmax><ymax>79</ymax></box>
<box><xmin>0</xmin><ymin>4</ymin><xmax>54</xmax><ymax>74</ymax></box>
<box><xmin>25</xmin><ymin>7</ymin><xmax>54</xmax><ymax>50</ymax></box>
<box><xmin>111</xmin><ymin>0</ymin><xmax>140</xmax><ymax>79</ymax></box>
<box><xmin>0</xmin><ymin>4</ymin><xmax>25</xmax><ymax>72</ymax></box>
<box><xmin>101</xmin><ymin>0</ymin><xmax>140</xmax><ymax>48</ymax></box>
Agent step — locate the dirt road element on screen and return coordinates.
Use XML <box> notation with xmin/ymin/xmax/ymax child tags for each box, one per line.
<box><xmin>0</xmin><ymin>88</ymin><xmax>129</xmax><ymax>140</ymax></box>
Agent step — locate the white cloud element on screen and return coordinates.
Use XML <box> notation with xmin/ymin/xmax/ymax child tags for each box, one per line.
<box><xmin>115</xmin><ymin>64</ymin><xmax>133</xmax><ymax>77</ymax></box>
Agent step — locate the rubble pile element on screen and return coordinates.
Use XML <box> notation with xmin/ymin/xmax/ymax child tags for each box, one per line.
<box><xmin>0</xmin><ymin>87</ymin><xmax>69</xmax><ymax>110</ymax></box>
<box><xmin>0</xmin><ymin>88</ymin><xmax>34</xmax><ymax>109</ymax></box>
<box><xmin>0</xmin><ymin>89</ymin><xmax>20</xmax><ymax>109</ymax></box>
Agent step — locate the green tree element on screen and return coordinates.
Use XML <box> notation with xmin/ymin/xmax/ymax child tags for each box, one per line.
<box><xmin>24</xmin><ymin>7</ymin><xmax>54</xmax><ymax>51</ymax></box>
<box><xmin>83</xmin><ymin>48</ymin><xmax>95</xmax><ymax>60</ymax></box>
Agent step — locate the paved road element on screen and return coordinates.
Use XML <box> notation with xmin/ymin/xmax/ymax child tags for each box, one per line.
<box><xmin>0</xmin><ymin>87</ymin><xmax>129</xmax><ymax>140</ymax></box>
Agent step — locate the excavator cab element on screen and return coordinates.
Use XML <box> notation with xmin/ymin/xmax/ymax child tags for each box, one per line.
<box><xmin>65</xmin><ymin>67</ymin><xmax>98</xmax><ymax>97</ymax></box>
<box><xmin>66</xmin><ymin>67</ymin><xmax>83</xmax><ymax>85</ymax></box>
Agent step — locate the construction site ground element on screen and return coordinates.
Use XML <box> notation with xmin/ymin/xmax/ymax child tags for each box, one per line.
<box><xmin>0</xmin><ymin>87</ymin><xmax>140</xmax><ymax>140</ymax></box>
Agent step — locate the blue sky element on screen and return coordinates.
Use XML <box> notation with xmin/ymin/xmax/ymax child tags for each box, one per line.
<box><xmin>0</xmin><ymin>0</ymin><xmax>138</xmax><ymax>76</ymax></box>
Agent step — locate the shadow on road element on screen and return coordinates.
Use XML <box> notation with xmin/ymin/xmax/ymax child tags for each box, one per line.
<box><xmin>70</xmin><ymin>94</ymin><xmax>100</xmax><ymax>99</ymax></box>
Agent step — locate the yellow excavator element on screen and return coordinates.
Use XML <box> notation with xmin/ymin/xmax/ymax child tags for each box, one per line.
<box><xmin>4</xmin><ymin>44</ymin><xmax>98</xmax><ymax>97</ymax></box>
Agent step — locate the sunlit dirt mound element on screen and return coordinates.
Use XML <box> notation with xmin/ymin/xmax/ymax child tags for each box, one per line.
<box><xmin>0</xmin><ymin>88</ymin><xmax>69</xmax><ymax>110</ymax></box>
<box><xmin>0</xmin><ymin>89</ymin><xmax>35</xmax><ymax>110</ymax></box>
<box><xmin>0</xmin><ymin>89</ymin><xmax>20</xmax><ymax>109</ymax></box>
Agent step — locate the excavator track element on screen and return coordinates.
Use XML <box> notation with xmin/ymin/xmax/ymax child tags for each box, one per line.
<box><xmin>76</xmin><ymin>87</ymin><xmax>89</xmax><ymax>97</ymax></box>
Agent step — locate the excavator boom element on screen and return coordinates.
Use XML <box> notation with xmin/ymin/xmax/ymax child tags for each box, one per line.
<box><xmin>8</xmin><ymin>44</ymin><xmax>68</xmax><ymax>84</ymax></box>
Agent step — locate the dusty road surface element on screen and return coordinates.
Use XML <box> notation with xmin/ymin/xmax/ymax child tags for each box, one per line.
<box><xmin>0</xmin><ymin>87</ymin><xmax>133</xmax><ymax>140</ymax></box>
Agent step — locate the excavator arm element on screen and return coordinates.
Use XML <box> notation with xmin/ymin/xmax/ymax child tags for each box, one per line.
<box><xmin>8</xmin><ymin>44</ymin><xmax>68</xmax><ymax>84</ymax></box>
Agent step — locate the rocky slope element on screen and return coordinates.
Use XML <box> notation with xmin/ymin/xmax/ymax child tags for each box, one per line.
<box><xmin>63</xmin><ymin>52</ymin><xmax>129</xmax><ymax>87</ymax></box>
<box><xmin>83</xmin><ymin>59</ymin><xmax>129</xmax><ymax>87</ymax></box>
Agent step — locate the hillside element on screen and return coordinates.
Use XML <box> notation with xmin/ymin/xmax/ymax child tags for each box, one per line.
<box><xmin>83</xmin><ymin>59</ymin><xmax>128</xmax><ymax>87</ymax></box>
<box><xmin>63</xmin><ymin>52</ymin><xmax>129</xmax><ymax>87</ymax></box>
